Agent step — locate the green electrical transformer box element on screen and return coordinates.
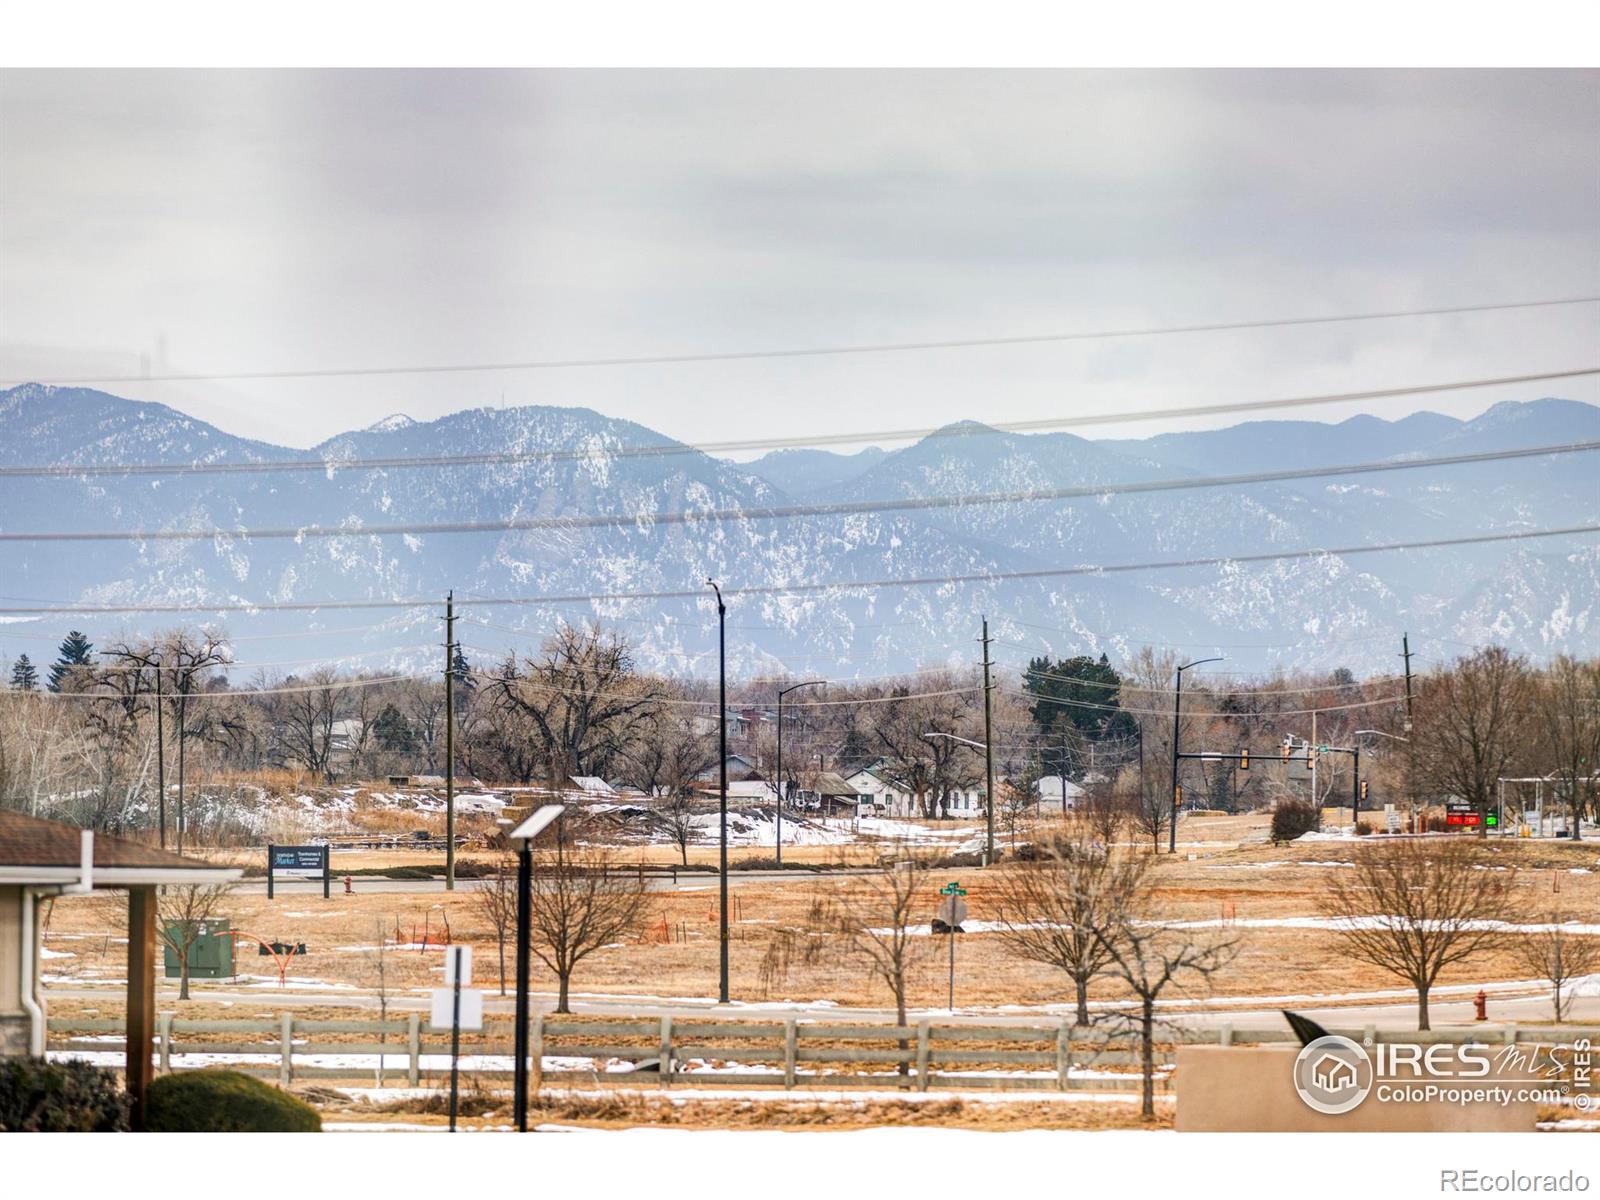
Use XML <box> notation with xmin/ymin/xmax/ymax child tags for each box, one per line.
<box><xmin>163</xmin><ymin>918</ymin><xmax>235</xmax><ymax>979</ymax></box>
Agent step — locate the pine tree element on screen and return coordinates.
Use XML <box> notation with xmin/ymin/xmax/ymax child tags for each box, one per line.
<box><xmin>450</xmin><ymin>646</ymin><xmax>474</xmax><ymax>714</ymax></box>
<box><xmin>10</xmin><ymin>654</ymin><xmax>40</xmax><ymax>691</ymax></box>
<box><xmin>373</xmin><ymin>703</ymin><xmax>417</xmax><ymax>753</ymax></box>
<box><xmin>48</xmin><ymin>630</ymin><xmax>94</xmax><ymax>692</ymax></box>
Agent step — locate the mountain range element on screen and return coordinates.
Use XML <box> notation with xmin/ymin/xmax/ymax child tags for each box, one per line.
<box><xmin>1</xmin><ymin>383</ymin><xmax>1595</xmax><ymax>679</ymax></box>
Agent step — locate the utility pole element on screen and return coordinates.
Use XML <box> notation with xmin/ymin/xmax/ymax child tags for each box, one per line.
<box><xmin>1402</xmin><ymin>632</ymin><xmax>1417</xmax><ymax>832</ymax></box>
<box><xmin>980</xmin><ymin>616</ymin><xmax>996</xmax><ymax>867</ymax></box>
<box><xmin>153</xmin><ymin>659</ymin><xmax>166</xmax><ymax>850</ymax></box>
<box><xmin>177</xmin><ymin>686</ymin><xmax>188</xmax><ymax>855</ymax></box>
<box><xmin>1311</xmin><ymin>709</ymin><xmax>1318</xmax><ymax>815</ymax></box>
<box><xmin>444</xmin><ymin>592</ymin><xmax>456</xmax><ymax>891</ymax></box>
<box><xmin>710</xmin><ymin>580</ymin><xmax>729</xmax><ymax>1003</ymax></box>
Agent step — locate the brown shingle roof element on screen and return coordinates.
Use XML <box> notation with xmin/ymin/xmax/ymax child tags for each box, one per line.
<box><xmin>0</xmin><ymin>810</ymin><xmax>224</xmax><ymax>870</ymax></box>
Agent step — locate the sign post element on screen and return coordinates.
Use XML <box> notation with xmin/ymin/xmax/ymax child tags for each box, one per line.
<box><xmin>267</xmin><ymin>844</ymin><xmax>330</xmax><ymax>900</ymax></box>
<box><xmin>431</xmin><ymin>945</ymin><xmax>482</xmax><ymax>1133</ymax></box>
<box><xmin>936</xmin><ymin>882</ymin><xmax>969</xmax><ymax>1011</ymax></box>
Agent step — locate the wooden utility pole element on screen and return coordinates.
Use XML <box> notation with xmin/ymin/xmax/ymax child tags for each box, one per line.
<box><xmin>1402</xmin><ymin>632</ymin><xmax>1417</xmax><ymax>831</ymax></box>
<box><xmin>153</xmin><ymin>660</ymin><xmax>166</xmax><ymax>850</ymax></box>
<box><xmin>981</xmin><ymin>616</ymin><xmax>996</xmax><ymax>867</ymax></box>
<box><xmin>445</xmin><ymin>591</ymin><xmax>457</xmax><ymax>891</ymax></box>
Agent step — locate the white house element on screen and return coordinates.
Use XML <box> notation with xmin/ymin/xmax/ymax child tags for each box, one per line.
<box><xmin>1036</xmin><ymin>776</ymin><xmax>1087</xmax><ymax>813</ymax></box>
<box><xmin>844</xmin><ymin>765</ymin><xmax>916</xmax><ymax>818</ymax></box>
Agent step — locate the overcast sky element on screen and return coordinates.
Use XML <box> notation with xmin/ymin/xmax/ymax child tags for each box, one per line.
<box><xmin>1</xmin><ymin>69</ymin><xmax>1596</xmax><ymax>452</ymax></box>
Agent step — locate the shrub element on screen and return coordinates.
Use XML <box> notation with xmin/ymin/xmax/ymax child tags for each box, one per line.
<box><xmin>146</xmin><ymin>1070</ymin><xmax>321</xmax><ymax>1132</ymax></box>
<box><xmin>0</xmin><ymin>1057</ymin><xmax>129</xmax><ymax>1132</ymax></box>
<box><xmin>1270</xmin><ymin>798</ymin><xmax>1322</xmax><ymax>844</ymax></box>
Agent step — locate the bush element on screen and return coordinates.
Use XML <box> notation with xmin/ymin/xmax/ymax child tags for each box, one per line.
<box><xmin>146</xmin><ymin>1070</ymin><xmax>321</xmax><ymax>1132</ymax></box>
<box><xmin>0</xmin><ymin>1057</ymin><xmax>129</xmax><ymax>1132</ymax></box>
<box><xmin>1270</xmin><ymin>798</ymin><xmax>1322</xmax><ymax>844</ymax></box>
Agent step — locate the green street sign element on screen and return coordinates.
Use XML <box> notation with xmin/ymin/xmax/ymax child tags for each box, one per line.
<box><xmin>940</xmin><ymin>882</ymin><xmax>968</xmax><ymax>896</ymax></box>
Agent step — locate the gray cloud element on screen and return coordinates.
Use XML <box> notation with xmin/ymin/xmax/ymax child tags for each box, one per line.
<box><xmin>1</xmin><ymin>68</ymin><xmax>1595</xmax><ymax>451</ymax></box>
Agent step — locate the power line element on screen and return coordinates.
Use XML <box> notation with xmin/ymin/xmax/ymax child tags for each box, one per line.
<box><xmin>10</xmin><ymin>296</ymin><xmax>1595</xmax><ymax>388</ymax></box>
<box><xmin>6</xmin><ymin>439</ymin><xmax>1594</xmax><ymax>543</ymax></box>
<box><xmin>1007</xmin><ymin>686</ymin><xmax>1407</xmax><ymax>719</ymax></box>
<box><xmin>1</xmin><ymin>524</ymin><xmax>1592</xmax><ymax>617</ymax></box>
<box><xmin>32</xmin><ymin>672</ymin><xmax>426</xmax><ymax>701</ymax></box>
<box><xmin>3</xmin><ymin>368</ymin><xmax>1596</xmax><ymax>478</ymax></box>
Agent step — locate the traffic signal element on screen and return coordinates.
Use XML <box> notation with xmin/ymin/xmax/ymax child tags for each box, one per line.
<box><xmin>1360</xmin><ymin>780</ymin><xmax>1370</xmax><ymax>802</ymax></box>
<box><xmin>1307</xmin><ymin>745</ymin><xmax>1317</xmax><ymax>769</ymax></box>
<box><xmin>1239</xmin><ymin>749</ymin><xmax>1249</xmax><ymax>771</ymax></box>
<box><xmin>1281</xmin><ymin>743</ymin><xmax>1291</xmax><ymax>765</ymax></box>
<box><xmin>1174</xmin><ymin>784</ymin><xmax>1183</xmax><ymax>807</ymax></box>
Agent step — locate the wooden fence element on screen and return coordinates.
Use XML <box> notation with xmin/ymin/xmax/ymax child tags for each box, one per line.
<box><xmin>45</xmin><ymin>1015</ymin><xmax>1597</xmax><ymax>1095</ymax></box>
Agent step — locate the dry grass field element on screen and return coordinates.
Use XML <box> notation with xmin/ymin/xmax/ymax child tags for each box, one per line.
<box><xmin>37</xmin><ymin>809</ymin><xmax>1599</xmax><ymax>1016</ymax></box>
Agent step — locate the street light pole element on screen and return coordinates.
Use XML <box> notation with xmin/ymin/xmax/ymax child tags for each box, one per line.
<box><xmin>776</xmin><ymin>680</ymin><xmax>825</xmax><ymax>868</ymax></box>
<box><xmin>1170</xmin><ymin>657</ymin><xmax>1223</xmax><ymax>853</ymax></box>
<box><xmin>507</xmin><ymin>803</ymin><xmax>564</xmax><ymax>1133</ymax></box>
<box><xmin>709</xmin><ymin>580</ymin><xmax>730</xmax><ymax>1004</ymax></box>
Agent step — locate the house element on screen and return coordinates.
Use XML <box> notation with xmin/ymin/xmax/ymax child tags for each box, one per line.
<box><xmin>695</xmin><ymin>753</ymin><xmax>761</xmax><ymax>783</ymax></box>
<box><xmin>939</xmin><ymin>785</ymin><xmax>986</xmax><ymax>817</ymax></box>
<box><xmin>0</xmin><ymin>811</ymin><xmax>242</xmax><ymax>1129</ymax></box>
<box><xmin>694</xmin><ymin>779</ymin><xmax>780</xmax><ymax>805</ymax></box>
<box><xmin>1036</xmin><ymin>776</ymin><xmax>1088</xmax><ymax>813</ymax></box>
<box><xmin>807</xmin><ymin>771</ymin><xmax>860</xmax><ymax>817</ymax></box>
<box><xmin>844</xmin><ymin>763</ymin><xmax>917</xmax><ymax>818</ymax></box>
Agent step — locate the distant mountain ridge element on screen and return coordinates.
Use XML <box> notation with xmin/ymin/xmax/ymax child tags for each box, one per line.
<box><xmin>0</xmin><ymin>383</ymin><xmax>1594</xmax><ymax>678</ymax></box>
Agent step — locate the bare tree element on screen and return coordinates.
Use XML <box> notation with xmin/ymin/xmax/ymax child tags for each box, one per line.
<box><xmin>473</xmin><ymin>854</ymin><xmax>517</xmax><ymax>995</ymax></box>
<box><xmin>1538</xmin><ymin>655</ymin><xmax>1600</xmax><ymax>842</ymax></box>
<box><xmin>1092</xmin><ymin>861</ymin><xmax>1238</xmax><ymax>1119</ymax></box>
<box><xmin>527</xmin><ymin>844</ymin><xmax>652</xmax><ymax>1012</ymax></box>
<box><xmin>361</xmin><ymin>918</ymin><xmax>395</xmax><ymax>1085</ymax></box>
<box><xmin>991</xmin><ymin>827</ymin><xmax>1145</xmax><ymax>1025</ymax></box>
<box><xmin>1514</xmin><ymin>908</ymin><xmax>1600</xmax><ymax>1023</ymax></box>
<box><xmin>619</xmin><ymin>710</ymin><xmax>718</xmax><ymax>865</ymax></box>
<box><xmin>489</xmin><ymin>623</ymin><xmax>663</xmax><ymax>786</ymax></box>
<box><xmin>761</xmin><ymin>844</ymin><xmax>932</xmax><ymax>1076</ymax></box>
<box><xmin>1416</xmin><ymin>647</ymin><xmax>1536</xmax><ymax>837</ymax></box>
<box><xmin>1322</xmin><ymin>838</ymin><xmax>1516</xmax><ymax>1029</ymax></box>
<box><xmin>157</xmin><ymin>882</ymin><xmax>237</xmax><ymax>1001</ymax></box>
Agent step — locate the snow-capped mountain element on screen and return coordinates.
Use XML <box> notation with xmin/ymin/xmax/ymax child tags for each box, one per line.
<box><xmin>0</xmin><ymin>383</ymin><xmax>1594</xmax><ymax>678</ymax></box>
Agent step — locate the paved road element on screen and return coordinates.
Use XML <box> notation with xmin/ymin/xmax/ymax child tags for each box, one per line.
<box><xmin>233</xmin><ymin>868</ymin><xmax>877</xmax><ymax>896</ymax></box>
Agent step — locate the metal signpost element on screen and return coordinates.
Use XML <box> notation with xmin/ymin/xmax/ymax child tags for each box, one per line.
<box><xmin>266</xmin><ymin>843</ymin><xmax>330</xmax><ymax>900</ymax></box>
<box><xmin>431</xmin><ymin>945</ymin><xmax>483</xmax><ymax>1133</ymax></box>
<box><xmin>936</xmin><ymin>882</ymin><xmax>968</xmax><ymax>1011</ymax></box>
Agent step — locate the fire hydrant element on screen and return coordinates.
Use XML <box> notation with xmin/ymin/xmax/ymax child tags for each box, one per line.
<box><xmin>343</xmin><ymin>875</ymin><xmax>354</xmax><ymax>895</ymax></box>
<box><xmin>1473</xmin><ymin>989</ymin><xmax>1488</xmax><ymax>1021</ymax></box>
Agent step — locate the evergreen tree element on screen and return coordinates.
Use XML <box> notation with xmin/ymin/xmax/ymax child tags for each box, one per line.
<box><xmin>1021</xmin><ymin>653</ymin><xmax>1138</xmax><ymax>780</ymax></box>
<box><xmin>48</xmin><ymin>630</ymin><xmax>94</xmax><ymax>692</ymax></box>
<box><xmin>10</xmin><ymin>654</ymin><xmax>40</xmax><ymax>691</ymax></box>
<box><xmin>450</xmin><ymin>646</ymin><xmax>474</xmax><ymax>714</ymax></box>
<box><xmin>373</xmin><ymin>703</ymin><xmax>417</xmax><ymax>753</ymax></box>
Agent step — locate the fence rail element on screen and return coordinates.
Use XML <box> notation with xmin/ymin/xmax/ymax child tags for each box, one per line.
<box><xmin>46</xmin><ymin>1015</ymin><xmax>1598</xmax><ymax>1095</ymax></box>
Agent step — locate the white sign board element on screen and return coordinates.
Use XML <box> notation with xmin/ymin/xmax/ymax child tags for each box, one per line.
<box><xmin>442</xmin><ymin>945</ymin><xmax>472</xmax><ymax>985</ymax></box>
<box><xmin>936</xmin><ymin>896</ymin><xmax>968</xmax><ymax>927</ymax></box>
<box><xmin>1384</xmin><ymin>804</ymin><xmax>1400</xmax><ymax>834</ymax></box>
<box><xmin>430</xmin><ymin>986</ymin><xmax>485</xmax><ymax>1031</ymax></box>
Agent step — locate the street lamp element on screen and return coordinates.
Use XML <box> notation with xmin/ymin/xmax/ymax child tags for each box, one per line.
<box><xmin>508</xmin><ymin>803</ymin><xmax>564</xmax><ymax>1133</ymax></box>
<box><xmin>776</xmin><ymin>680</ymin><xmax>825</xmax><ymax>867</ymax></box>
<box><xmin>922</xmin><ymin>731</ymin><xmax>993</xmax><ymax>864</ymax></box>
<box><xmin>1170</xmin><ymin>657</ymin><xmax>1223</xmax><ymax>853</ymax></box>
<box><xmin>708</xmin><ymin>579</ymin><xmax>729</xmax><ymax>1004</ymax></box>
